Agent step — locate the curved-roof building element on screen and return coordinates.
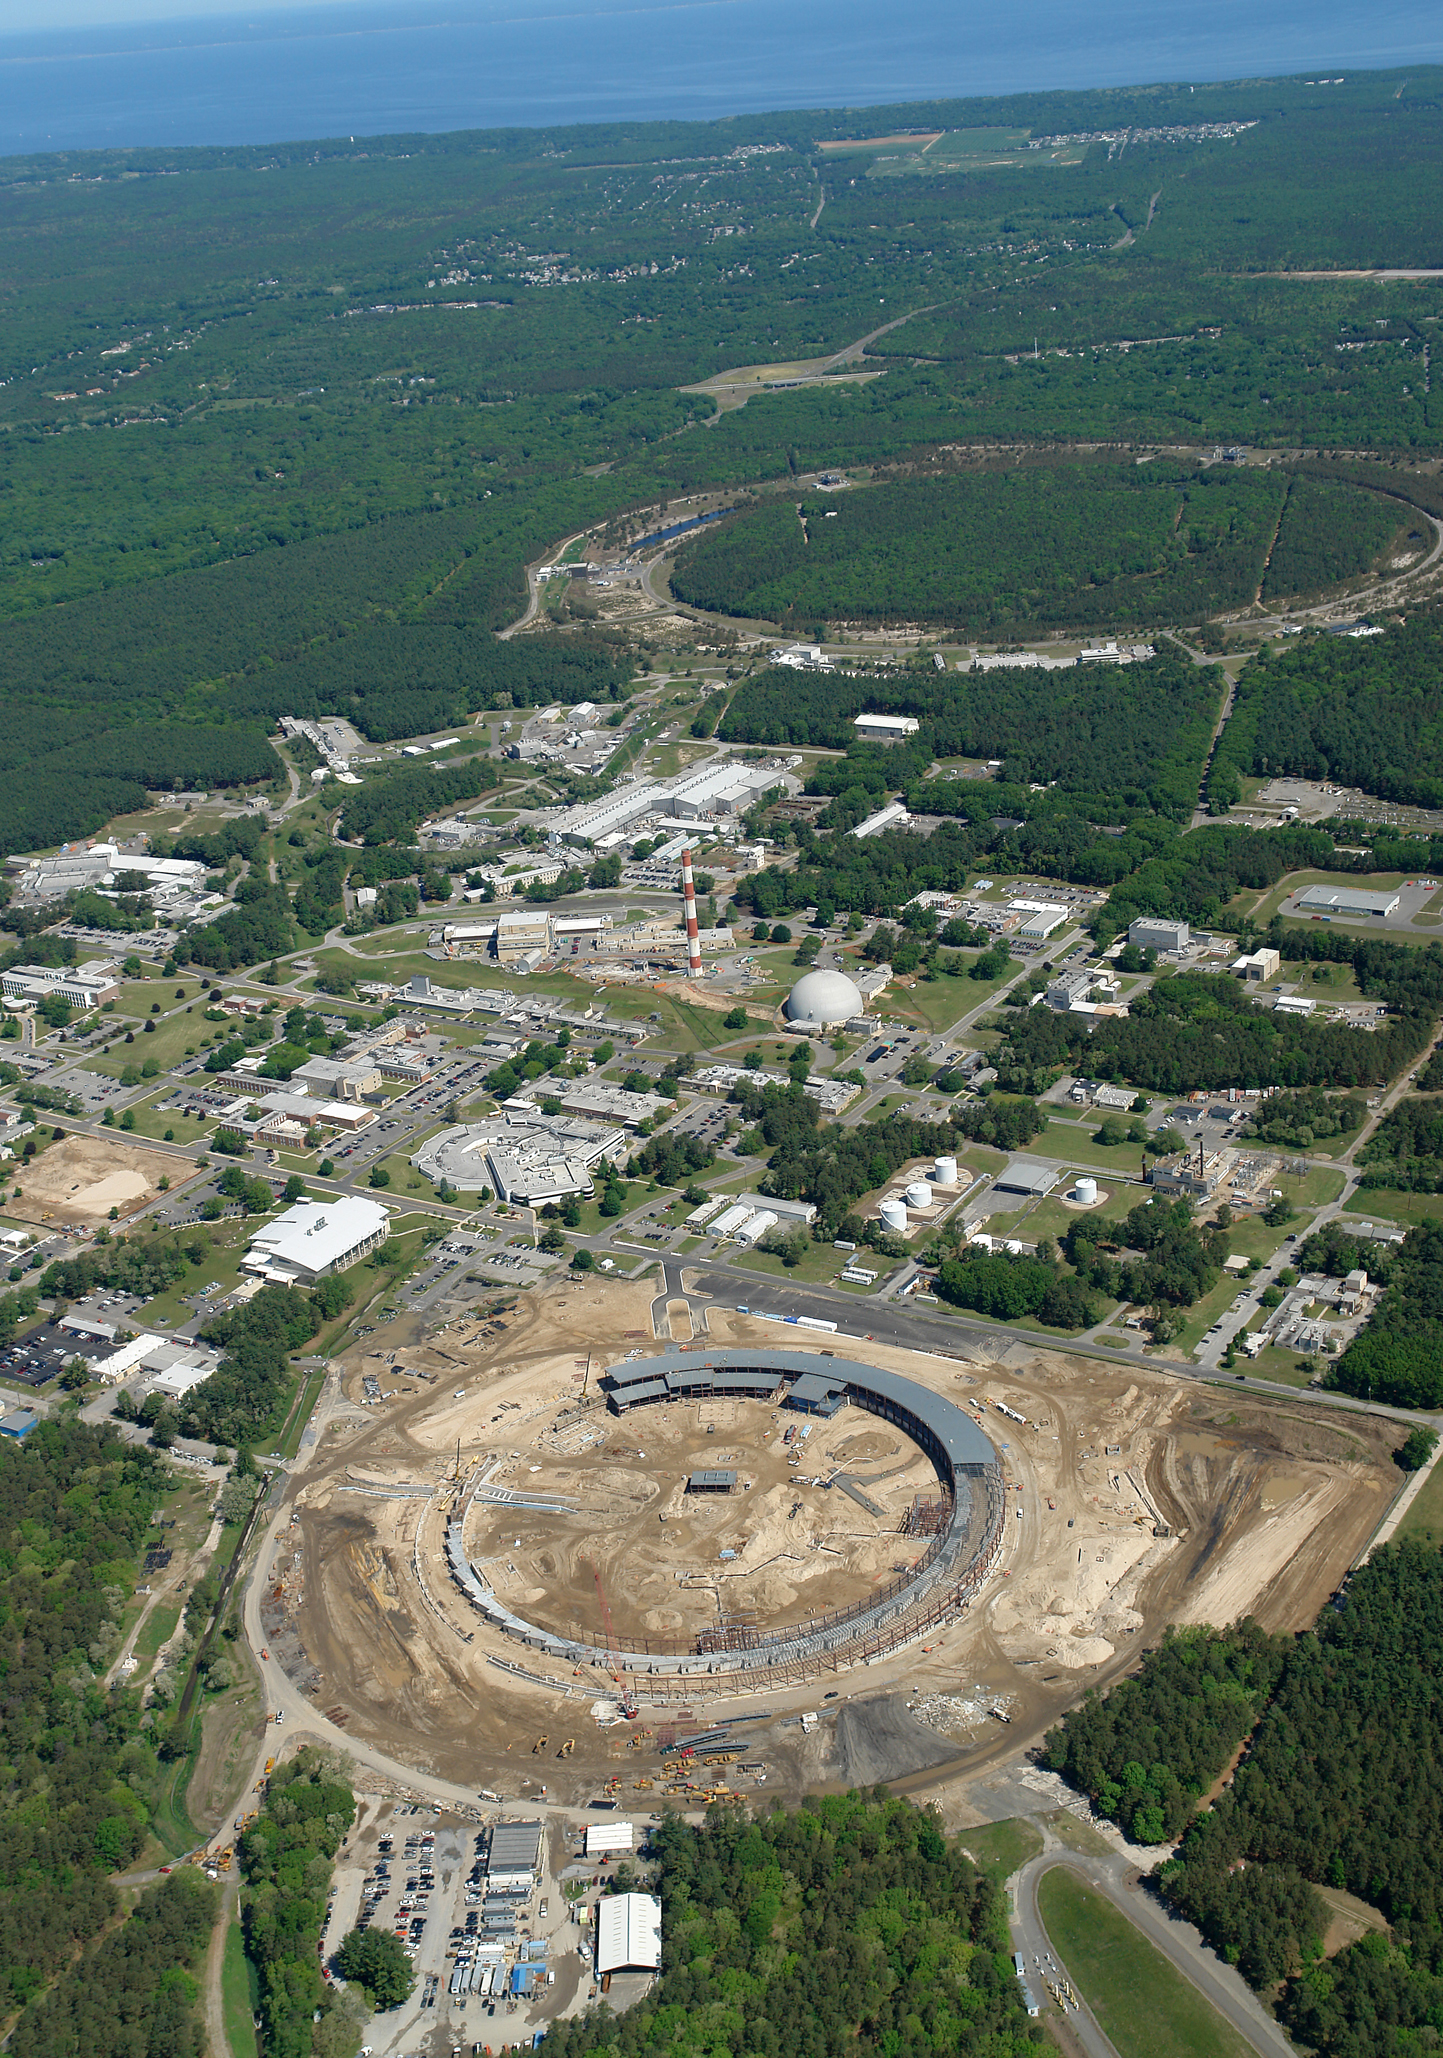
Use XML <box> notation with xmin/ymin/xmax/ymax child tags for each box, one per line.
<box><xmin>785</xmin><ymin>967</ymin><xmax>864</xmax><ymax>1026</ymax></box>
<box><xmin>444</xmin><ymin>1347</ymin><xmax>1006</xmax><ymax>1681</ymax></box>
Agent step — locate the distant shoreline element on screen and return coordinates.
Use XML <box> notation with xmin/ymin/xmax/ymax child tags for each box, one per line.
<box><xmin>2</xmin><ymin>0</ymin><xmax>1440</xmax><ymax>158</ymax></box>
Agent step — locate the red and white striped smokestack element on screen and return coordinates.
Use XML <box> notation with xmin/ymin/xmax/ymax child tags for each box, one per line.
<box><xmin>680</xmin><ymin>846</ymin><xmax>703</xmax><ymax>977</ymax></box>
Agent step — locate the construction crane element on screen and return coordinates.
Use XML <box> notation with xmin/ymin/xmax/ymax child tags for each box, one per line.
<box><xmin>590</xmin><ymin>1559</ymin><xmax>638</xmax><ymax>1719</ymax></box>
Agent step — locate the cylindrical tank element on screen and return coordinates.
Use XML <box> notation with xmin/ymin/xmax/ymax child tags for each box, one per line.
<box><xmin>933</xmin><ymin>1154</ymin><xmax>958</xmax><ymax>1186</ymax></box>
<box><xmin>904</xmin><ymin>1180</ymin><xmax>933</xmax><ymax>1210</ymax></box>
<box><xmin>1075</xmin><ymin>1175</ymin><xmax>1099</xmax><ymax>1206</ymax></box>
<box><xmin>879</xmin><ymin>1198</ymin><xmax>909</xmax><ymax>1234</ymax></box>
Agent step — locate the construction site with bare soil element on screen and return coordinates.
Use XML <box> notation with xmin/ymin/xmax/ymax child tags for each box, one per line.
<box><xmin>10</xmin><ymin>1130</ymin><xmax>184</xmax><ymax>1228</ymax></box>
<box><xmin>277</xmin><ymin>1275</ymin><xmax>1402</xmax><ymax>1808</ymax></box>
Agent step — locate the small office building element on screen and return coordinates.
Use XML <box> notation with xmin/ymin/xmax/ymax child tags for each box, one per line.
<box><xmin>686</xmin><ymin>1469</ymin><xmax>737</xmax><ymax>1495</ymax></box>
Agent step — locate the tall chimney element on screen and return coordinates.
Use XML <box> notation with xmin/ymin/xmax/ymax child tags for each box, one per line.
<box><xmin>680</xmin><ymin>847</ymin><xmax>703</xmax><ymax>978</ymax></box>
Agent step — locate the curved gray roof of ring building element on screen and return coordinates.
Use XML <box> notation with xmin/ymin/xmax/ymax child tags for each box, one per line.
<box><xmin>441</xmin><ymin>1349</ymin><xmax>1002</xmax><ymax>1678</ymax></box>
<box><xmin>601</xmin><ymin>1348</ymin><xmax>998</xmax><ymax>1476</ymax></box>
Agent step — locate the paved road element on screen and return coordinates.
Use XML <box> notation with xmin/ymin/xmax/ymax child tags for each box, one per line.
<box><xmin>1013</xmin><ymin>1840</ymin><xmax>1297</xmax><ymax>2058</ymax></box>
<box><xmin>668</xmin><ymin>1254</ymin><xmax>1435</xmax><ymax>1428</ymax></box>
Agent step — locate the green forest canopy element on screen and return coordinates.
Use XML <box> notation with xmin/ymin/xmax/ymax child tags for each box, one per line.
<box><xmin>671</xmin><ymin>463</ymin><xmax>1400</xmax><ymax>633</ymax></box>
<box><xmin>542</xmin><ymin>1790</ymin><xmax>1038</xmax><ymax>2058</ymax></box>
<box><xmin>3</xmin><ymin>76</ymin><xmax>1443</xmax><ymax>851</ymax></box>
<box><xmin>1045</xmin><ymin>1541</ymin><xmax>1443</xmax><ymax>2057</ymax></box>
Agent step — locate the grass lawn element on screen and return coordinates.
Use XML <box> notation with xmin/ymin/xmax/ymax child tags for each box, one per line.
<box><xmin>222</xmin><ymin>1920</ymin><xmax>261</xmax><ymax>2058</ymax></box>
<box><xmin>1019</xmin><ymin>1185</ymin><xmax>1135</xmax><ymax>1245</ymax></box>
<box><xmin>1287</xmin><ymin>1164</ymin><xmax>1348</xmax><ymax>1207</ymax></box>
<box><xmin>1337</xmin><ymin>1190</ymin><xmax>1443</xmax><ymax>1229</ymax></box>
<box><xmin>1241</xmin><ymin>1341</ymin><xmax>1318</xmax><ymax>1388</ymax></box>
<box><xmin>886</xmin><ymin>966</ymin><xmax>1014</xmax><ymax>1031</ymax></box>
<box><xmin>134</xmin><ymin>1598</ymin><xmax>184</xmax><ymax>1663</ymax></box>
<box><xmin>1396</xmin><ymin>1454</ymin><xmax>1443</xmax><ymax>1544</ymax></box>
<box><xmin>959</xmin><ymin>1817</ymin><xmax>1043</xmax><ymax>1885</ymax></box>
<box><xmin>123</xmin><ymin>1094</ymin><xmax>212</xmax><ymax>1147</ymax></box>
<box><xmin>600</xmin><ymin>988</ymin><xmax>755</xmax><ymax>1054</ymax></box>
<box><xmin>369</xmin><ymin>1149</ymin><xmax>443</xmax><ymax>1201</ymax></box>
<box><xmin>565</xmin><ymin>1191</ymin><xmax>640</xmax><ymax>1236</ymax></box>
<box><xmin>113</xmin><ymin>979</ymin><xmax>206</xmax><ymax>1017</ymax></box>
<box><xmin>733</xmin><ymin>1240</ymin><xmax>849</xmax><ymax>1286</ymax></box>
<box><xmin>1036</xmin><ymin>1867</ymin><xmax>1255</xmax><ymax>2058</ymax></box>
<box><xmin>1280</xmin><ymin>960</ymin><xmax>1368</xmax><ymax>1004</ymax></box>
<box><xmin>1036</xmin><ymin>1116</ymin><xmax>1150</xmax><ymax>1176</ymax></box>
<box><xmin>87</xmin><ymin>1007</ymin><xmax>224</xmax><ymax>1077</ymax></box>
<box><xmin>1279</xmin><ymin>1127</ymin><xmax>1359</xmax><ymax>1160</ymax></box>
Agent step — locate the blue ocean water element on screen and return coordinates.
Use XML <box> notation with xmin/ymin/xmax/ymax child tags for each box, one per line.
<box><xmin>2</xmin><ymin>0</ymin><xmax>1442</xmax><ymax>157</ymax></box>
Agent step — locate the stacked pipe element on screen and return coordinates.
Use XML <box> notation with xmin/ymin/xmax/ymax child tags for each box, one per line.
<box><xmin>680</xmin><ymin>846</ymin><xmax>703</xmax><ymax>977</ymax></box>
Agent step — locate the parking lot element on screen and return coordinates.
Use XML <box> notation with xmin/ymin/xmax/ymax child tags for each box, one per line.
<box><xmin>323</xmin><ymin>1806</ymin><xmax>627</xmax><ymax>2056</ymax></box>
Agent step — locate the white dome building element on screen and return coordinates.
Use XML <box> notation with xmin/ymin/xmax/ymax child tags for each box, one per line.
<box><xmin>784</xmin><ymin>968</ymin><xmax>864</xmax><ymax>1027</ymax></box>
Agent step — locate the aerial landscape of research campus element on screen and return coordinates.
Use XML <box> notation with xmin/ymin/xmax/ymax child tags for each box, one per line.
<box><xmin>14</xmin><ymin>40</ymin><xmax>1443</xmax><ymax>2058</ymax></box>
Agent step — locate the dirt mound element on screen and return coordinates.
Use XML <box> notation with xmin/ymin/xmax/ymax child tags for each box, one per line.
<box><xmin>831</xmin><ymin>1695</ymin><xmax>958</xmax><ymax>1784</ymax></box>
<box><xmin>11</xmin><ymin>1131</ymin><xmax>183</xmax><ymax>1226</ymax></box>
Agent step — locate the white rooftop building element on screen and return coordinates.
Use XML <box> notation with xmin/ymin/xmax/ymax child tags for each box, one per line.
<box><xmin>596</xmin><ymin>1893</ymin><xmax>662</xmax><ymax>1976</ymax></box>
<box><xmin>584</xmin><ymin>1822</ymin><xmax>635</xmax><ymax>1858</ymax></box>
<box><xmin>852</xmin><ymin>713</ymin><xmax>920</xmax><ymax>740</ymax></box>
<box><xmin>851</xmin><ymin>802</ymin><xmax>911</xmax><ymax>840</ymax></box>
<box><xmin>412</xmin><ymin>1110</ymin><xmax>623</xmax><ymax>1202</ymax></box>
<box><xmin>243</xmin><ymin>1196</ymin><xmax>390</xmax><ymax>1284</ymax></box>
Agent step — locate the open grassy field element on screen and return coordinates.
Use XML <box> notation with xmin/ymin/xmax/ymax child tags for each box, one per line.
<box><xmin>1395</xmin><ymin>1453</ymin><xmax>1443</xmax><ymax>1545</ymax></box>
<box><xmin>884</xmin><ymin>960</ymin><xmax>1019</xmax><ymax>1030</ymax></box>
<box><xmin>123</xmin><ymin>1093</ymin><xmax>213</xmax><ymax>1147</ymax></box>
<box><xmin>733</xmin><ymin>1239</ymin><xmax>854</xmax><ymax>1286</ymax></box>
<box><xmin>1036</xmin><ymin>1868</ymin><xmax>1255</xmax><ymax>2058</ymax></box>
<box><xmin>1035</xmin><ymin>1116</ymin><xmax>1152</xmax><ymax>1176</ymax></box>
<box><xmin>1338</xmin><ymin>1190</ymin><xmax>1443</xmax><ymax>1229</ymax></box>
<box><xmin>222</xmin><ymin>1920</ymin><xmax>261</xmax><ymax>2058</ymax></box>
<box><xmin>958</xmin><ymin>1817</ymin><xmax>1043</xmax><ymax>1885</ymax></box>
<box><xmin>1240</xmin><ymin>1341</ymin><xmax>1320</xmax><ymax>1388</ymax></box>
<box><xmin>370</xmin><ymin>1146</ymin><xmax>447</xmax><ymax>1201</ymax></box>
<box><xmin>87</xmin><ymin>1005</ymin><xmax>221</xmax><ymax>1077</ymax></box>
<box><xmin>133</xmin><ymin>1598</ymin><xmax>184</xmax><ymax>1662</ymax></box>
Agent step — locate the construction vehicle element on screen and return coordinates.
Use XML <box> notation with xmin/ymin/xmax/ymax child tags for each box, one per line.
<box><xmin>533</xmin><ymin>1736</ymin><xmax>548</xmax><ymax>1754</ymax></box>
<box><xmin>265</xmin><ymin>1757</ymin><xmax>276</xmax><ymax>1774</ymax></box>
<box><xmin>557</xmin><ymin>1739</ymin><xmax>574</xmax><ymax>1758</ymax></box>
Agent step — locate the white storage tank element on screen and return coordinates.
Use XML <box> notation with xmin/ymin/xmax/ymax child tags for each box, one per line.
<box><xmin>1075</xmin><ymin>1176</ymin><xmax>1099</xmax><ymax>1206</ymax></box>
<box><xmin>879</xmin><ymin>1198</ymin><xmax>909</xmax><ymax>1234</ymax></box>
<box><xmin>904</xmin><ymin>1180</ymin><xmax>933</xmax><ymax>1210</ymax></box>
<box><xmin>933</xmin><ymin>1155</ymin><xmax>958</xmax><ymax>1186</ymax></box>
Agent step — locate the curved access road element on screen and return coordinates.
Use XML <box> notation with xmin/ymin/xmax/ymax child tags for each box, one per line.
<box><xmin>1011</xmin><ymin>1837</ymin><xmax>1296</xmax><ymax>2058</ymax></box>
